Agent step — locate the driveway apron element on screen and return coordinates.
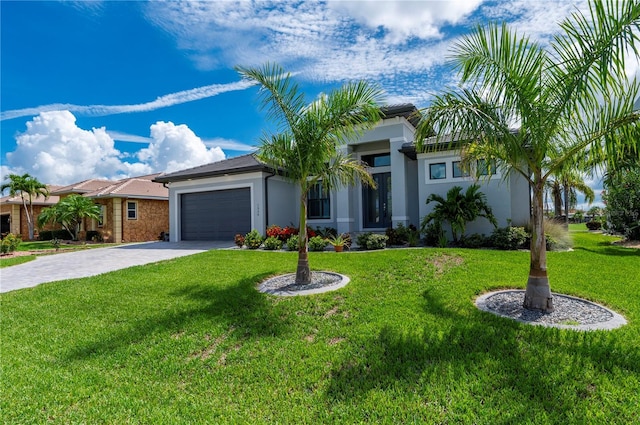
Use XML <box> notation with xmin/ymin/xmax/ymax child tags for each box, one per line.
<box><xmin>0</xmin><ymin>241</ymin><xmax>232</xmax><ymax>293</ymax></box>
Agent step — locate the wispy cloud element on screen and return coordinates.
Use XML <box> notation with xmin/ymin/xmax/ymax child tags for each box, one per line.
<box><xmin>108</xmin><ymin>130</ymin><xmax>256</xmax><ymax>152</ymax></box>
<box><xmin>1</xmin><ymin>80</ymin><xmax>254</xmax><ymax>121</ymax></box>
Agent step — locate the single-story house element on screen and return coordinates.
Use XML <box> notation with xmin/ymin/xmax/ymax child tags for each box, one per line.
<box><xmin>0</xmin><ymin>186</ymin><xmax>62</xmax><ymax>239</ymax></box>
<box><xmin>154</xmin><ymin>104</ymin><xmax>531</xmax><ymax>242</ymax></box>
<box><xmin>51</xmin><ymin>174</ymin><xmax>169</xmax><ymax>243</ymax></box>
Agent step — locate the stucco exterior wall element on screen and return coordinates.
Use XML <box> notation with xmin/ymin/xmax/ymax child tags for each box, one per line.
<box><xmin>417</xmin><ymin>150</ymin><xmax>531</xmax><ymax>237</ymax></box>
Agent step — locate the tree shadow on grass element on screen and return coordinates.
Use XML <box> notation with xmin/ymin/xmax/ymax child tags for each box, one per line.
<box><xmin>575</xmin><ymin>244</ymin><xmax>640</xmax><ymax>257</ymax></box>
<box><xmin>324</xmin><ymin>288</ymin><xmax>640</xmax><ymax>423</ymax></box>
<box><xmin>64</xmin><ymin>272</ymin><xmax>286</xmax><ymax>361</ymax></box>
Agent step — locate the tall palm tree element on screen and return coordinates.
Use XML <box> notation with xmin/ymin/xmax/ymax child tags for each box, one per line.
<box><xmin>37</xmin><ymin>194</ymin><xmax>101</xmax><ymax>241</ymax></box>
<box><xmin>237</xmin><ymin>63</ymin><xmax>383</xmax><ymax>285</ymax></box>
<box><xmin>416</xmin><ymin>0</ymin><xmax>640</xmax><ymax>312</ymax></box>
<box><xmin>1</xmin><ymin>173</ymin><xmax>49</xmax><ymax>240</ymax></box>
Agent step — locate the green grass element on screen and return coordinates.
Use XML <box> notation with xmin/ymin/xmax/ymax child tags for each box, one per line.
<box><xmin>1</xmin><ymin>227</ymin><xmax>639</xmax><ymax>424</ymax></box>
<box><xmin>0</xmin><ymin>241</ymin><xmax>122</xmax><ymax>267</ymax></box>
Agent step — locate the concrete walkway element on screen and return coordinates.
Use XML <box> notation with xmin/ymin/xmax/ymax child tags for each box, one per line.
<box><xmin>0</xmin><ymin>241</ymin><xmax>233</xmax><ymax>293</ymax></box>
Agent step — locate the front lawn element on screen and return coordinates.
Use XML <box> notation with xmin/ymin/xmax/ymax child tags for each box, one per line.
<box><xmin>1</xmin><ymin>228</ymin><xmax>638</xmax><ymax>424</ymax></box>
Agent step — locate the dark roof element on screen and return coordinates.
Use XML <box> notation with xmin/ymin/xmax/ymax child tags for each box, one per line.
<box><xmin>380</xmin><ymin>104</ymin><xmax>421</xmax><ymax>127</ymax></box>
<box><xmin>153</xmin><ymin>154</ymin><xmax>270</xmax><ymax>183</ymax></box>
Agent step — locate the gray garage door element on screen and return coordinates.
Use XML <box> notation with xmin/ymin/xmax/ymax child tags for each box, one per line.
<box><xmin>180</xmin><ymin>188</ymin><xmax>251</xmax><ymax>241</ymax></box>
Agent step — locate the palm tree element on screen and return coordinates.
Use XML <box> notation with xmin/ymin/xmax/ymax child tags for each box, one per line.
<box><xmin>237</xmin><ymin>63</ymin><xmax>383</xmax><ymax>284</ymax></box>
<box><xmin>415</xmin><ymin>0</ymin><xmax>639</xmax><ymax>312</ymax></box>
<box><xmin>37</xmin><ymin>194</ymin><xmax>101</xmax><ymax>241</ymax></box>
<box><xmin>1</xmin><ymin>173</ymin><xmax>49</xmax><ymax>240</ymax></box>
<box><xmin>421</xmin><ymin>184</ymin><xmax>497</xmax><ymax>244</ymax></box>
<box><xmin>546</xmin><ymin>169</ymin><xmax>596</xmax><ymax>221</ymax></box>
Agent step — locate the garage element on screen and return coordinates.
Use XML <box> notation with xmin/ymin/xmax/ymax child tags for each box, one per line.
<box><xmin>180</xmin><ymin>188</ymin><xmax>251</xmax><ymax>241</ymax></box>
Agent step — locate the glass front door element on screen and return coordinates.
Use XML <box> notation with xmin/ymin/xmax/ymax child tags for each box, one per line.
<box><xmin>363</xmin><ymin>172</ymin><xmax>392</xmax><ymax>228</ymax></box>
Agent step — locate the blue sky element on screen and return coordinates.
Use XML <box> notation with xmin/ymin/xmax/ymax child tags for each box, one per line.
<box><xmin>1</xmin><ymin>0</ymin><xmax>633</xmax><ymax>208</ymax></box>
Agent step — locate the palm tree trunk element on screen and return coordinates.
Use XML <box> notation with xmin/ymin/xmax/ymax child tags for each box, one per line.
<box><xmin>563</xmin><ymin>184</ymin><xmax>570</xmax><ymax>225</ymax></box>
<box><xmin>524</xmin><ymin>177</ymin><xmax>554</xmax><ymax>312</ymax></box>
<box><xmin>295</xmin><ymin>193</ymin><xmax>311</xmax><ymax>285</ymax></box>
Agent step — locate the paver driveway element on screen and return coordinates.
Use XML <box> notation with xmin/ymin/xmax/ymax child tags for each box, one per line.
<box><xmin>0</xmin><ymin>241</ymin><xmax>232</xmax><ymax>293</ymax></box>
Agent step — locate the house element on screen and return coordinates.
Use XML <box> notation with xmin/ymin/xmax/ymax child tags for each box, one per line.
<box><xmin>154</xmin><ymin>104</ymin><xmax>531</xmax><ymax>242</ymax></box>
<box><xmin>0</xmin><ymin>186</ymin><xmax>62</xmax><ymax>240</ymax></box>
<box><xmin>50</xmin><ymin>174</ymin><xmax>169</xmax><ymax>243</ymax></box>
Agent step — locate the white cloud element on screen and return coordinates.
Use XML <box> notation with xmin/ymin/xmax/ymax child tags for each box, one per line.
<box><xmin>328</xmin><ymin>0</ymin><xmax>483</xmax><ymax>44</ymax></box>
<box><xmin>0</xmin><ymin>80</ymin><xmax>254</xmax><ymax>121</ymax></box>
<box><xmin>4</xmin><ymin>111</ymin><xmax>140</xmax><ymax>184</ymax></box>
<box><xmin>2</xmin><ymin>112</ymin><xmax>226</xmax><ymax>184</ymax></box>
<box><xmin>137</xmin><ymin>121</ymin><xmax>225</xmax><ymax>173</ymax></box>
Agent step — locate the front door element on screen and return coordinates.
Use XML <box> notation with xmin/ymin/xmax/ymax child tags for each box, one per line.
<box><xmin>363</xmin><ymin>172</ymin><xmax>392</xmax><ymax>228</ymax></box>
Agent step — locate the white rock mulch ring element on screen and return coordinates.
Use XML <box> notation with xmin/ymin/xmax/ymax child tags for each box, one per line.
<box><xmin>258</xmin><ymin>271</ymin><xmax>350</xmax><ymax>296</ymax></box>
<box><xmin>475</xmin><ymin>289</ymin><xmax>627</xmax><ymax>331</ymax></box>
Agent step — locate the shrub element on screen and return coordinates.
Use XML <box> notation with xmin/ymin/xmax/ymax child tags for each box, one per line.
<box><xmin>266</xmin><ymin>225</ymin><xmax>282</xmax><ymax>240</ymax></box>
<box><xmin>308</xmin><ymin>236</ymin><xmax>328</xmax><ymax>251</ymax></box>
<box><xmin>357</xmin><ymin>233</ymin><xmax>388</xmax><ymax>250</ymax></box>
<box><xmin>356</xmin><ymin>232</ymin><xmax>372</xmax><ymax>248</ymax></box>
<box><xmin>286</xmin><ymin>235</ymin><xmax>299</xmax><ymax>251</ymax></box>
<box><xmin>86</xmin><ymin>230</ymin><xmax>103</xmax><ymax>242</ymax></box>
<box><xmin>407</xmin><ymin>229</ymin><xmax>421</xmax><ymax>247</ymax></box>
<box><xmin>603</xmin><ymin>168</ymin><xmax>640</xmax><ymax>240</ymax></box>
<box><xmin>422</xmin><ymin>222</ymin><xmax>446</xmax><ymax>247</ymax></box>
<box><xmin>234</xmin><ymin>234</ymin><xmax>245</xmax><ymax>248</ymax></box>
<box><xmin>0</xmin><ymin>233</ymin><xmax>21</xmax><ymax>254</ymax></box>
<box><xmin>490</xmin><ymin>226</ymin><xmax>528</xmax><ymax>250</ymax></box>
<box><xmin>460</xmin><ymin>233</ymin><xmax>488</xmax><ymax>249</ymax></box>
<box><xmin>541</xmin><ymin>219</ymin><xmax>572</xmax><ymax>251</ymax></box>
<box><xmin>262</xmin><ymin>236</ymin><xmax>283</xmax><ymax>250</ymax></box>
<box><xmin>244</xmin><ymin>229</ymin><xmax>264</xmax><ymax>249</ymax></box>
<box><xmin>314</xmin><ymin>226</ymin><xmax>337</xmax><ymax>238</ymax></box>
<box><xmin>586</xmin><ymin>221</ymin><xmax>602</xmax><ymax>230</ymax></box>
<box><xmin>385</xmin><ymin>223</ymin><xmax>413</xmax><ymax>246</ymax></box>
<box><xmin>38</xmin><ymin>230</ymin><xmax>52</xmax><ymax>241</ymax></box>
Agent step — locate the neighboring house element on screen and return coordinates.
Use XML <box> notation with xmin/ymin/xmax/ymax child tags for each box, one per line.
<box><xmin>0</xmin><ymin>186</ymin><xmax>62</xmax><ymax>240</ymax></box>
<box><xmin>154</xmin><ymin>104</ymin><xmax>531</xmax><ymax>242</ymax></box>
<box><xmin>51</xmin><ymin>174</ymin><xmax>169</xmax><ymax>243</ymax></box>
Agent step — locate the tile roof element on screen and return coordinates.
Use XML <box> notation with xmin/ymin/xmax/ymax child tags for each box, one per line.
<box><xmin>0</xmin><ymin>185</ymin><xmax>63</xmax><ymax>206</ymax></box>
<box><xmin>86</xmin><ymin>175</ymin><xmax>167</xmax><ymax>199</ymax></box>
<box><xmin>49</xmin><ymin>174</ymin><xmax>167</xmax><ymax>200</ymax></box>
<box><xmin>51</xmin><ymin>179</ymin><xmax>114</xmax><ymax>195</ymax></box>
<box><xmin>154</xmin><ymin>154</ymin><xmax>269</xmax><ymax>183</ymax></box>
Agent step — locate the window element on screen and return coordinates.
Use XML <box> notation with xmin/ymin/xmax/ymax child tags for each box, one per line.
<box><xmin>127</xmin><ymin>201</ymin><xmax>137</xmax><ymax>220</ymax></box>
<box><xmin>452</xmin><ymin>161</ymin><xmax>469</xmax><ymax>178</ymax></box>
<box><xmin>307</xmin><ymin>181</ymin><xmax>330</xmax><ymax>219</ymax></box>
<box><xmin>98</xmin><ymin>205</ymin><xmax>106</xmax><ymax>227</ymax></box>
<box><xmin>362</xmin><ymin>153</ymin><xmax>391</xmax><ymax>167</ymax></box>
<box><xmin>429</xmin><ymin>162</ymin><xmax>446</xmax><ymax>180</ymax></box>
<box><xmin>477</xmin><ymin>159</ymin><xmax>496</xmax><ymax>176</ymax></box>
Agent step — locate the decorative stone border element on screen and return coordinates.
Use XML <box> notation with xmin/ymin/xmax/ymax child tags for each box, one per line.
<box><xmin>257</xmin><ymin>271</ymin><xmax>350</xmax><ymax>296</ymax></box>
<box><xmin>475</xmin><ymin>289</ymin><xmax>627</xmax><ymax>331</ymax></box>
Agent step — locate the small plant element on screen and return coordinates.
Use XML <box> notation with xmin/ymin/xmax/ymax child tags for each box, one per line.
<box><xmin>356</xmin><ymin>232</ymin><xmax>372</xmax><ymax>248</ymax></box>
<box><xmin>460</xmin><ymin>233</ymin><xmax>487</xmax><ymax>248</ymax></box>
<box><xmin>0</xmin><ymin>233</ymin><xmax>21</xmax><ymax>254</ymax></box>
<box><xmin>422</xmin><ymin>222</ymin><xmax>446</xmax><ymax>247</ymax></box>
<box><xmin>51</xmin><ymin>238</ymin><xmax>61</xmax><ymax>251</ymax></box>
<box><xmin>314</xmin><ymin>226</ymin><xmax>337</xmax><ymax>238</ymax></box>
<box><xmin>244</xmin><ymin>230</ymin><xmax>264</xmax><ymax>249</ymax></box>
<box><xmin>326</xmin><ymin>233</ymin><xmax>351</xmax><ymax>251</ymax></box>
<box><xmin>586</xmin><ymin>221</ymin><xmax>602</xmax><ymax>230</ymax></box>
<box><xmin>490</xmin><ymin>226</ymin><xmax>528</xmax><ymax>250</ymax></box>
<box><xmin>234</xmin><ymin>234</ymin><xmax>245</xmax><ymax>248</ymax></box>
<box><xmin>262</xmin><ymin>236</ymin><xmax>283</xmax><ymax>250</ymax></box>
<box><xmin>407</xmin><ymin>229</ymin><xmax>420</xmax><ymax>247</ymax></box>
<box><xmin>308</xmin><ymin>236</ymin><xmax>328</xmax><ymax>252</ymax></box>
<box><xmin>356</xmin><ymin>233</ymin><xmax>388</xmax><ymax>250</ymax></box>
<box><xmin>286</xmin><ymin>235</ymin><xmax>300</xmax><ymax>251</ymax></box>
